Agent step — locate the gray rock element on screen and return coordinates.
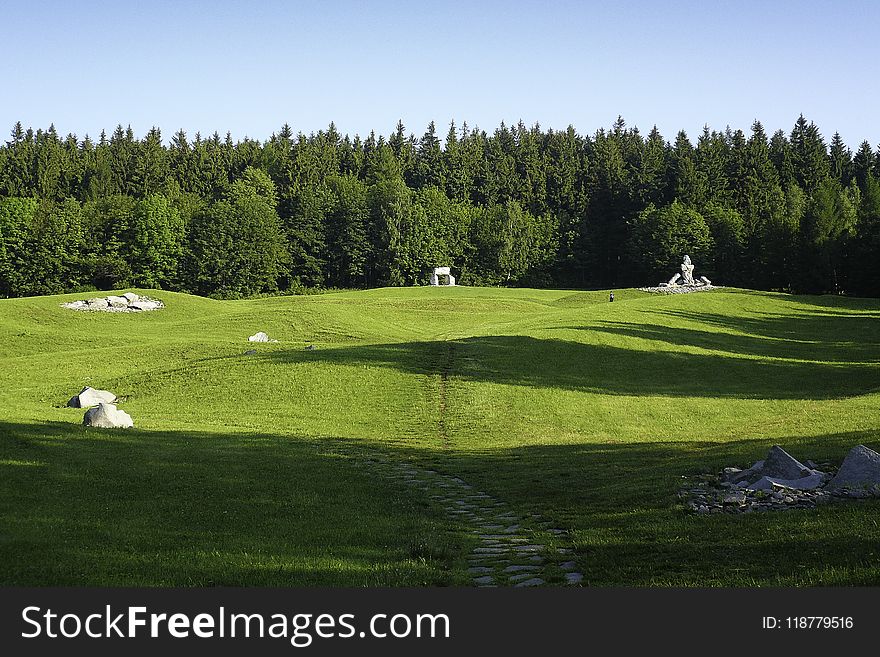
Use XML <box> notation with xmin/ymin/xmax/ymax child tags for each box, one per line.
<box><xmin>746</xmin><ymin>472</ymin><xmax>827</xmax><ymax>491</ymax></box>
<box><xmin>503</xmin><ymin>565</ymin><xmax>540</xmax><ymax>573</ymax></box>
<box><xmin>762</xmin><ymin>446</ymin><xmax>813</xmax><ymax>480</ymax></box>
<box><xmin>513</xmin><ymin>577</ymin><xmax>545</xmax><ymax>587</ymax></box>
<box><xmin>67</xmin><ymin>386</ymin><xmax>117</xmax><ymax>408</ymax></box>
<box><xmin>565</xmin><ymin>572</ymin><xmax>584</xmax><ymax>585</ymax></box>
<box><xmin>88</xmin><ymin>297</ymin><xmax>110</xmax><ymax>309</ymax></box>
<box><xmin>828</xmin><ymin>445</ymin><xmax>880</xmax><ymax>489</ymax></box>
<box><xmin>83</xmin><ymin>403</ymin><xmax>133</xmax><ymax>429</ymax></box>
<box><xmin>467</xmin><ymin>566</ymin><xmax>494</xmax><ymax>575</ymax></box>
<box><xmin>472</xmin><ymin>576</ymin><xmax>494</xmax><ymax>585</ymax></box>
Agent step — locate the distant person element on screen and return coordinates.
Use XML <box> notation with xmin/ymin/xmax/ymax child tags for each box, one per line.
<box><xmin>609</xmin><ymin>292</ymin><xmax>615</xmax><ymax>302</ymax></box>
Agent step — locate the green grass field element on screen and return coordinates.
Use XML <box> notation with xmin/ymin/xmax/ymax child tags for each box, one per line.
<box><xmin>2</xmin><ymin>286</ymin><xmax>880</xmax><ymax>586</ymax></box>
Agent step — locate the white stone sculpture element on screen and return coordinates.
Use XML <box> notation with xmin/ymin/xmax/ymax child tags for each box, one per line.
<box><xmin>429</xmin><ymin>267</ymin><xmax>456</xmax><ymax>286</ymax></box>
<box><xmin>681</xmin><ymin>255</ymin><xmax>695</xmax><ymax>285</ymax></box>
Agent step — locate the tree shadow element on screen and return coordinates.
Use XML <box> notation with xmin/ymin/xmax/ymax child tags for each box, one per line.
<box><xmin>579</xmin><ymin>319</ymin><xmax>880</xmax><ymax>363</ymax></box>
<box><xmin>3</xmin><ymin>421</ymin><xmax>880</xmax><ymax>586</ymax></box>
<box><xmin>0</xmin><ymin>421</ymin><xmax>464</xmax><ymax>587</ymax></box>
<box><xmin>261</xmin><ymin>335</ymin><xmax>880</xmax><ymax>399</ymax></box>
<box><xmin>390</xmin><ymin>430</ymin><xmax>880</xmax><ymax>586</ymax></box>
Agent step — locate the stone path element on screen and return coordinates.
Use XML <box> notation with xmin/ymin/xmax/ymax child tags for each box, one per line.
<box><xmin>365</xmin><ymin>456</ymin><xmax>585</xmax><ymax>587</ymax></box>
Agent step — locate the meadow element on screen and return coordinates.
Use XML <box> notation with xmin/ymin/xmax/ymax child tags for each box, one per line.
<box><xmin>1</xmin><ymin>286</ymin><xmax>879</xmax><ymax>586</ymax></box>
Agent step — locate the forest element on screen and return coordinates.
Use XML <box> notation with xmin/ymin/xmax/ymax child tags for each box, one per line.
<box><xmin>1</xmin><ymin>115</ymin><xmax>879</xmax><ymax>298</ymax></box>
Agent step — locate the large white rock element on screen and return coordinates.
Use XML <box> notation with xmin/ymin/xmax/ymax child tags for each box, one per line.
<box><xmin>67</xmin><ymin>386</ymin><xmax>117</xmax><ymax>408</ymax></box>
<box><xmin>106</xmin><ymin>295</ymin><xmax>129</xmax><ymax>306</ymax></box>
<box><xmin>828</xmin><ymin>445</ymin><xmax>880</xmax><ymax>489</ymax></box>
<box><xmin>429</xmin><ymin>274</ymin><xmax>439</xmax><ymax>286</ymax></box>
<box><xmin>83</xmin><ymin>403</ymin><xmax>133</xmax><ymax>429</ymax></box>
<box><xmin>129</xmin><ymin>300</ymin><xmax>161</xmax><ymax>311</ymax></box>
<box><xmin>122</xmin><ymin>292</ymin><xmax>139</xmax><ymax>302</ymax></box>
<box><xmin>87</xmin><ymin>297</ymin><xmax>110</xmax><ymax>309</ymax></box>
<box><xmin>249</xmin><ymin>332</ymin><xmax>270</xmax><ymax>342</ymax></box>
<box><xmin>434</xmin><ymin>266</ymin><xmax>451</xmax><ymax>276</ymax></box>
<box><xmin>448</xmin><ymin>274</ymin><xmax>456</xmax><ymax>286</ymax></box>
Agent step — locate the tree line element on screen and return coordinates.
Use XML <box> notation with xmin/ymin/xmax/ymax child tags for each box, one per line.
<box><xmin>1</xmin><ymin>115</ymin><xmax>879</xmax><ymax>298</ymax></box>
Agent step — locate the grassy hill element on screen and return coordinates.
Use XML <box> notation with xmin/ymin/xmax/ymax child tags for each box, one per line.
<box><xmin>2</xmin><ymin>286</ymin><xmax>879</xmax><ymax>585</ymax></box>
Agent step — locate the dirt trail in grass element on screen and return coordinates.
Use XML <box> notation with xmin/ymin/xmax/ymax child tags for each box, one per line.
<box><xmin>365</xmin><ymin>455</ymin><xmax>584</xmax><ymax>587</ymax></box>
<box><xmin>437</xmin><ymin>341</ymin><xmax>455</xmax><ymax>449</ymax></box>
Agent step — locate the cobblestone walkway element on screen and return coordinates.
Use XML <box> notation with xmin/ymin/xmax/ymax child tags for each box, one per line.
<box><xmin>366</xmin><ymin>457</ymin><xmax>585</xmax><ymax>587</ymax></box>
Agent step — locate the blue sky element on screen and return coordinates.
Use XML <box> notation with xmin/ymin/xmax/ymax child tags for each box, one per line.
<box><xmin>3</xmin><ymin>0</ymin><xmax>878</xmax><ymax>147</ymax></box>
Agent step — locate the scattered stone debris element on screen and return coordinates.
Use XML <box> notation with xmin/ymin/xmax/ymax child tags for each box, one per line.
<box><xmin>67</xmin><ymin>386</ymin><xmax>117</xmax><ymax>408</ymax></box>
<box><xmin>62</xmin><ymin>293</ymin><xmax>164</xmax><ymax>313</ymax></box>
<box><xmin>681</xmin><ymin>445</ymin><xmax>880</xmax><ymax>514</ymax></box>
<box><xmin>82</xmin><ymin>403</ymin><xmax>133</xmax><ymax>429</ymax></box>
<box><xmin>639</xmin><ymin>284</ymin><xmax>720</xmax><ymax>294</ymax></box>
<box><xmin>248</xmin><ymin>331</ymin><xmax>279</xmax><ymax>343</ymax></box>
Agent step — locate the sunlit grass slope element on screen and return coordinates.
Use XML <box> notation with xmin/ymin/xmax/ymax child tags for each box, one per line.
<box><xmin>2</xmin><ymin>285</ymin><xmax>879</xmax><ymax>585</ymax></box>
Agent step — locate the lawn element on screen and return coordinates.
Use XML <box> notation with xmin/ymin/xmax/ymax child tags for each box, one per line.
<box><xmin>1</xmin><ymin>286</ymin><xmax>879</xmax><ymax>585</ymax></box>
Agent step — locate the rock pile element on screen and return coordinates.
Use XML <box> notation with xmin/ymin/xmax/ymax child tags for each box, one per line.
<box><xmin>638</xmin><ymin>284</ymin><xmax>719</xmax><ymax>295</ymax></box>
<box><xmin>62</xmin><ymin>293</ymin><xmax>164</xmax><ymax>312</ymax></box>
<box><xmin>682</xmin><ymin>445</ymin><xmax>880</xmax><ymax>514</ymax></box>
<box><xmin>68</xmin><ymin>386</ymin><xmax>134</xmax><ymax>429</ymax></box>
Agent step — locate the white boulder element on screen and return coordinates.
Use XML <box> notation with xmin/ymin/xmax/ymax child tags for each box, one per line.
<box><xmin>106</xmin><ymin>295</ymin><xmax>129</xmax><ymax>306</ymax></box>
<box><xmin>83</xmin><ymin>403</ymin><xmax>133</xmax><ymax>429</ymax></box>
<box><xmin>129</xmin><ymin>301</ymin><xmax>161</xmax><ymax>311</ymax></box>
<box><xmin>67</xmin><ymin>386</ymin><xmax>117</xmax><ymax>408</ymax></box>
<box><xmin>122</xmin><ymin>292</ymin><xmax>139</xmax><ymax>302</ymax></box>
<box><xmin>248</xmin><ymin>332</ymin><xmax>278</xmax><ymax>343</ymax></box>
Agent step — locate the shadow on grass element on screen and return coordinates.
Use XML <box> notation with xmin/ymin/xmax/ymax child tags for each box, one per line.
<box><xmin>0</xmin><ymin>421</ymin><xmax>463</xmax><ymax>587</ymax></box>
<box><xmin>396</xmin><ymin>430</ymin><xmax>880</xmax><ymax>586</ymax></box>
<box><xmin>2</xmin><ymin>421</ymin><xmax>880</xmax><ymax>586</ymax></box>
<box><xmin>261</xmin><ymin>334</ymin><xmax>880</xmax><ymax>399</ymax></box>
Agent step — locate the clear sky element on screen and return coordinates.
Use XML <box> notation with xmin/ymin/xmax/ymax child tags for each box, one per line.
<box><xmin>3</xmin><ymin>0</ymin><xmax>878</xmax><ymax>148</ymax></box>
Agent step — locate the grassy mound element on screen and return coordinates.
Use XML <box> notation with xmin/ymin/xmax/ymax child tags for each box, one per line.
<box><xmin>2</xmin><ymin>286</ymin><xmax>879</xmax><ymax>585</ymax></box>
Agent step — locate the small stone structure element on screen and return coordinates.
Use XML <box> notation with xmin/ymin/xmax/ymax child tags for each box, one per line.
<box><xmin>62</xmin><ymin>293</ymin><xmax>164</xmax><ymax>312</ymax></box>
<box><xmin>640</xmin><ymin>255</ymin><xmax>717</xmax><ymax>294</ymax></box>
<box><xmin>429</xmin><ymin>266</ymin><xmax>456</xmax><ymax>286</ymax></box>
<box><xmin>681</xmin><ymin>444</ymin><xmax>880</xmax><ymax>514</ymax></box>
